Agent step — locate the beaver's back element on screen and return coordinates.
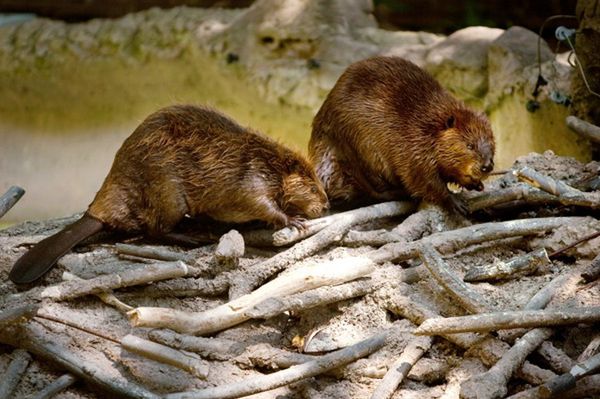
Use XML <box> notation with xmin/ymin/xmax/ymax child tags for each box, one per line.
<box><xmin>87</xmin><ymin>105</ymin><xmax>290</xmax><ymax>231</ymax></box>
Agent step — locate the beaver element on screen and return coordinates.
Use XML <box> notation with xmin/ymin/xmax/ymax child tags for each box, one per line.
<box><xmin>10</xmin><ymin>104</ymin><xmax>329</xmax><ymax>284</ymax></box>
<box><xmin>309</xmin><ymin>56</ymin><xmax>495</xmax><ymax>213</ymax></box>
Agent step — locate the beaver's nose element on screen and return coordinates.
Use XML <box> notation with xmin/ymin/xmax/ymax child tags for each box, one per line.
<box><xmin>481</xmin><ymin>160</ymin><xmax>494</xmax><ymax>173</ymax></box>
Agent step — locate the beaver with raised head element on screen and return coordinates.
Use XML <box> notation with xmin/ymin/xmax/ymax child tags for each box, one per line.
<box><xmin>10</xmin><ymin>104</ymin><xmax>329</xmax><ymax>284</ymax></box>
<box><xmin>309</xmin><ymin>56</ymin><xmax>495</xmax><ymax>213</ymax></box>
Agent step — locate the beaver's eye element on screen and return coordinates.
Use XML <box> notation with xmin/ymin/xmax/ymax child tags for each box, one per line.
<box><xmin>311</xmin><ymin>186</ymin><xmax>318</xmax><ymax>194</ymax></box>
<box><xmin>467</xmin><ymin>144</ymin><xmax>474</xmax><ymax>150</ymax></box>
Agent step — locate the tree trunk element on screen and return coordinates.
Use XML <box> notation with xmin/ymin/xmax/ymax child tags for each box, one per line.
<box><xmin>573</xmin><ymin>0</ymin><xmax>600</xmax><ymax>157</ymax></box>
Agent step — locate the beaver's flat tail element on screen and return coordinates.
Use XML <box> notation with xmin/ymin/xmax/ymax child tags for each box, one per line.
<box><xmin>9</xmin><ymin>213</ymin><xmax>104</xmax><ymax>284</ymax></box>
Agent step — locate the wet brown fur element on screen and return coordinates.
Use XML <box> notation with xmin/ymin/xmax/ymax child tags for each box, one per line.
<box><xmin>89</xmin><ymin>104</ymin><xmax>328</xmax><ymax>233</ymax></box>
<box><xmin>10</xmin><ymin>105</ymin><xmax>328</xmax><ymax>284</ymax></box>
<box><xmin>309</xmin><ymin>56</ymin><xmax>495</xmax><ymax>212</ymax></box>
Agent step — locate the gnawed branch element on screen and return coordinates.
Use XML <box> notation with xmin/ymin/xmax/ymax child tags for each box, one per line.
<box><xmin>370</xmin><ymin>336</ymin><xmax>432</xmax><ymax>399</ymax></box>
<box><xmin>415</xmin><ymin>307</ymin><xmax>600</xmax><ymax>335</ymax></box>
<box><xmin>0</xmin><ymin>349</ymin><xmax>31</xmax><ymax>399</ymax></box>
<box><xmin>463</xmin><ymin>247</ymin><xmax>550</xmax><ymax>282</ymax></box>
<box><xmin>418</xmin><ymin>244</ymin><xmax>491</xmax><ymax>314</ymax></box>
<box><xmin>148</xmin><ymin>329</ymin><xmax>245</xmax><ymax>361</ymax></box>
<box><xmin>42</xmin><ymin>261</ymin><xmax>190</xmax><ymax>301</ymax></box>
<box><xmin>566</xmin><ymin>115</ymin><xmax>600</xmax><ymax>143</ymax></box>
<box><xmin>0</xmin><ymin>185</ymin><xmax>25</xmax><ymax>219</ymax></box>
<box><xmin>63</xmin><ymin>272</ymin><xmax>133</xmax><ymax>312</ymax></box>
<box><xmin>460</xmin><ymin>328</ymin><xmax>553</xmax><ymax>399</ymax></box>
<box><xmin>164</xmin><ymin>332</ymin><xmax>387</xmax><ymax>399</ymax></box>
<box><xmin>116</xmin><ymin>243</ymin><xmax>195</xmax><ymax>263</ymax></box>
<box><xmin>31</xmin><ymin>373</ymin><xmax>77</xmax><ymax>399</ymax></box>
<box><xmin>121</xmin><ymin>334</ymin><xmax>209</xmax><ymax>379</ymax></box>
<box><xmin>0</xmin><ymin>304</ymin><xmax>39</xmax><ymax>329</ymax></box>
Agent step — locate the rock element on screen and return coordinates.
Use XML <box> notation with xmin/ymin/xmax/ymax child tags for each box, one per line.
<box><xmin>487</xmin><ymin>26</ymin><xmax>553</xmax><ymax>106</ymax></box>
<box><xmin>407</xmin><ymin>357</ymin><xmax>449</xmax><ymax>384</ymax></box>
<box><xmin>425</xmin><ymin>26</ymin><xmax>504</xmax><ymax>100</ymax></box>
<box><xmin>214</xmin><ymin>229</ymin><xmax>245</xmax><ymax>270</ymax></box>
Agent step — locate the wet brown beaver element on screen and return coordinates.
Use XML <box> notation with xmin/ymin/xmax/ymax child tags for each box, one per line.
<box><xmin>309</xmin><ymin>56</ymin><xmax>495</xmax><ymax>213</ymax></box>
<box><xmin>10</xmin><ymin>104</ymin><xmax>329</xmax><ymax>284</ymax></box>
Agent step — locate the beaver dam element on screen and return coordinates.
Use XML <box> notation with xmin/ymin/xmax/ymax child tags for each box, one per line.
<box><xmin>0</xmin><ymin>150</ymin><xmax>599</xmax><ymax>399</ymax></box>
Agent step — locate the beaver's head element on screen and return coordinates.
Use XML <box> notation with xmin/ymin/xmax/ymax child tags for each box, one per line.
<box><xmin>435</xmin><ymin>108</ymin><xmax>495</xmax><ymax>192</ymax></box>
<box><xmin>281</xmin><ymin>157</ymin><xmax>329</xmax><ymax>219</ymax></box>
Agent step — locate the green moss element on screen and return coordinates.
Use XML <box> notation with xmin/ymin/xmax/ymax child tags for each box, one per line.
<box><xmin>0</xmin><ymin>50</ymin><xmax>313</xmax><ymax>152</ymax></box>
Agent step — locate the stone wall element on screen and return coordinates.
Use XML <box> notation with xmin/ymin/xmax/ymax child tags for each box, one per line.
<box><xmin>0</xmin><ymin>0</ymin><xmax>589</xmax><ymax>223</ymax></box>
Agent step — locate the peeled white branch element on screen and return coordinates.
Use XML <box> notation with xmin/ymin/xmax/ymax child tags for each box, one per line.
<box><xmin>514</xmin><ymin>166</ymin><xmax>583</xmax><ymax>196</ymax></box>
<box><xmin>128</xmin><ymin>256</ymin><xmax>375</xmax><ymax>335</ymax></box>
<box><xmin>245</xmin><ymin>278</ymin><xmax>375</xmax><ymax>319</ymax></box>
<box><xmin>271</xmin><ymin>203</ymin><xmax>400</xmax><ymax>246</ymax></box>
<box><xmin>371</xmin><ymin>216</ymin><xmax>586</xmax><ymax>264</ymax></box>
<box><xmin>228</xmin><ymin>201</ymin><xmax>414</xmax><ymax>297</ymax></box>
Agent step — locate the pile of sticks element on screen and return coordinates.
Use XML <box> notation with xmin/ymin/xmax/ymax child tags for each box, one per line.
<box><xmin>0</xmin><ymin>157</ymin><xmax>599</xmax><ymax>399</ymax></box>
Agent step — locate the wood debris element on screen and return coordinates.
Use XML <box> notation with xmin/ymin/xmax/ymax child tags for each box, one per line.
<box><xmin>1</xmin><ymin>152</ymin><xmax>599</xmax><ymax>398</ymax></box>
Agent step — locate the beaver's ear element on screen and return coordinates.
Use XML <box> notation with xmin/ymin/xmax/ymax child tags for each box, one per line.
<box><xmin>445</xmin><ymin>115</ymin><xmax>455</xmax><ymax>129</ymax></box>
<box><xmin>285</xmin><ymin>157</ymin><xmax>302</xmax><ymax>173</ymax></box>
